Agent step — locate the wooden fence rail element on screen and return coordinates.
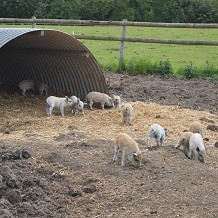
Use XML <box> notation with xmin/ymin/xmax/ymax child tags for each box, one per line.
<box><xmin>1</xmin><ymin>18</ymin><xmax>218</xmax><ymax>71</ymax></box>
<box><xmin>73</xmin><ymin>35</ymin><xmax>218</xmax><ymax>46</ymax></box>
<box><xmin>1</xmin><ymin>18</ymin><xmax>218</xmax><ymax>28</ymax></box>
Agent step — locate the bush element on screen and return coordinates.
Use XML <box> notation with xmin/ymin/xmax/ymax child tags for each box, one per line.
<box><xmin>177</xmin><ymin>61</ymin><xmax>218</xmax><ymax>79</ymax></box>
<box><xmin>121</xmin><ymin>58</ymin><xmax>173</xmax><ymax>76</ymax></box>
<box><xmin>200</xmin><ymin>61</ymin><xmax>218</xmax><ymax>79</ymax></box>
<box><xmin>177</xmin><ymin>62</ymin><xmax>198</xmax><ymax>79</ymax></box>
<box><xmin>102</xmin><ymin>59</ymin><xmax>217</xmax><ymax>80</ymax></box>
<box><xmin>150</xmin><ymin>60</ymin><xmax>173</xmax><ymax>76</ymax></box>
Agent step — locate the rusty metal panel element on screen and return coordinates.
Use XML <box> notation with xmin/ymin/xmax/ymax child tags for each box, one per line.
<box><xmin>0</xmin><ymin>28</ymin><xmax>40</xmax><ymax>48</ymax></box>
<box><xmin>0</xmin><ymin>28</ymin><xmax>108</xmax><ymax>98</ymax></box>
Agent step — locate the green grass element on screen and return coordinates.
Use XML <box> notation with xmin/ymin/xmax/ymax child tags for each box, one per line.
<box><xmin>1</xmin><ymin>24</ymin><xmax>218</xmax><ymax>78</ymax></box>
<box><xmin>122</xmin><ymin>59</ymin><xmax>173</xmax><ymax>76</ymax></box>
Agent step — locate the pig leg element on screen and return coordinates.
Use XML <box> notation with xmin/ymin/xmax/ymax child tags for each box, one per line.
<box><xmin>123</xmin><ymin>114</ymin><xmax>126</xmax><ymax>123</ymax></box>
<box><xmin>185</xmin><ymin>148</ymin><xmax>191</xmax><ymax>159</ymax></box>
<box><xmin>156</xmin><ymin>136</ymin><xmax>162</xmax><ymax>146</ymax></box>
<box><xmin>88</xmin><ymin>100</ymin><xmax>93</xmax><ymax>110</ymax></box>
<box><xmin>22</xmin><ymin>89</ymin><xmax>26</xmax><ymax>96</ymax></box>
<box><xmin>148</xmin><ymin>136</ymin><xmax>154</xmax><ymax>148</ymax></box>
<box><xmin>45</xmin><ymin>105</ymin><xmax>49</xmax><ymax>116</ymax></box>
<box><xmin>121</xmin><ymin>150</ymin><xmax>127</xmax><ymax>167</ymax></box>
<box><xmin>100</xmin><ymin>102</ymin><xmax>105</xmax><ymax>110</ymax></box>
<box><xmin>127</xmin><ymin>116</ymin><xmax>131</xmax><ymax>125</ymax></box>
<box><xmin>71</xmin><ymin>108</ymin><xmax>76</xmax><ymax>115</ymax></box>
<box><xmin>192</xmin><ymin>149</ymin><xmax>199</xmax><ymax>160</ymax></box>
<box><xmin>113</xmin><ymin>145</ymin><xmax>119</xmax><ymax>161</ymax></box>
<box><xmin>46</xmin><ymin>103</ymin><xmax>53</xmax><ymax>116</ymax></box>
<box><xmin>160</xmin><ymin>136</ymin><xmax>165</xmax><ymax>146</ymax></box>
<box><xmin>148</xmin><ymin>129</ymin><xmax>156</xmax><ymax>148</ymax></box>
<box><xmin>185</xmin><ymin>147</ymin><xmax>195</xmax><ymax>160</ymax></box>
<box><xmin>197</xmin><ymin>150</ymin><xmax>205</xmax><ymax>163</ymax></box>
<box><xmin>60</xmin><ymin>105</ymin><xmax>65</xmax><ymax>116</ymax></box>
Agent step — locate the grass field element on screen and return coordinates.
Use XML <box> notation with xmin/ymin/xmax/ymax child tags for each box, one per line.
<box><xmin>1</xmin><ymin>24</ymin><xmax>218</xmax><ymax>76</ymax></box>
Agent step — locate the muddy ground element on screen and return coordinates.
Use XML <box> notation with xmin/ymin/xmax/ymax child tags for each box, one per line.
<box><xmin>104</xmin><ymin>72</ymin><xmax>218</xmax><ymax>114</ymax></box>
<box><xmin>0</xmin><ymin>72</ymin><xmax>218</xmax><ymax>218</ymax></box>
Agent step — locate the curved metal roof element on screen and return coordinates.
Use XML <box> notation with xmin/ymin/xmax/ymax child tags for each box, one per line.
<box><xmin>0</xmin><ymin>28</ymin><xmax>108</xmax><ymax>98</ymax></box>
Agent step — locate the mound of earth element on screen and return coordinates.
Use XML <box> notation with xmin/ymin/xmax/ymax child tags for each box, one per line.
<box><xmin>104</xmin><ymin>72</ymin><xmax>218</xmax><ymax>114</ymax></box>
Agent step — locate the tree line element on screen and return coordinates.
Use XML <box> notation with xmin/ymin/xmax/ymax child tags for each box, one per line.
<box><xmin>0</xmin><ymin>0</ymin><xmax>218</xmax><ymax>23</ymax></box>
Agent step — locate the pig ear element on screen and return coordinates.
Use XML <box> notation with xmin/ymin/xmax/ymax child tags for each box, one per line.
<box><xmin>203</xmin><ymin>137</ymin><xmax>209</xmax><ymax>141</ymax></box>
<box><xmin>65</xmin><ymin>96</ymin><xmax>69</xmax><ymax>102</ymax></box>
<box><xmin>164</xmin><ymin>128</ymin><xmax>168</xmax><ymax>136</ymax></box>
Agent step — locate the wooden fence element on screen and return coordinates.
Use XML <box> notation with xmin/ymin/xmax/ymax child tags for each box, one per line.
<box><xmin>1</xmin><ymin>18</ymin><xmax>218</xmax><ymax>71</ymax></box>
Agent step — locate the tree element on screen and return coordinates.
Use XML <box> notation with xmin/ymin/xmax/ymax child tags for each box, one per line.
<box><xmin>0</xmin><ymin>0</ymin><xmax>217</xmax><ymax>22</ymax></box>
<box><xmin>48</xmin><ymin>0</ymin><xmax>80</xmax><ymax>19</ymax></box>
<box><xmin>150</xmin><ymin>0</ymin><xmax>218</xmax><ymax>23</ymax></box>
<box><xmin>0</xmin><ymin>0</ymin><xmax>38</xmax><ymax>18</ymax></box>
<box><xmin>79</xmin><ymin>0</ymin><xmax>109</xmax><ymax>20</ymax></box>
<box><xmin>133</xmin><ymin>0</ymin><xmax>154</xmax><ymax>21</ymax></box>
<box><xmin>191</xmin><ymin>0</ymin><xmax>218</xmax><ymax>23</ymax></box>
<box><xmin>34</xmin><ymin>0</ymin><xmax>53</xmax><ymax>18</ymax></box>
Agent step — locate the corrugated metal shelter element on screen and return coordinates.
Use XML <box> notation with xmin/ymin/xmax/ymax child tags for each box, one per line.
<box><xmin>0</xmin><ymin>28</ymin><xmax>109</xmax><ymax>98</ymax></box>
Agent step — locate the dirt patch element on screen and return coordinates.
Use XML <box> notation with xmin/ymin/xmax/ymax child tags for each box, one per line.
<box><xmin>104</xmin><ymin>72</ymin><xmax>218</xmax><ymax>114</ymax></box>
<box><xmin>0</xmin><ymin>73</ymin><xmax>218</xmax><ymax>217</ymax></box>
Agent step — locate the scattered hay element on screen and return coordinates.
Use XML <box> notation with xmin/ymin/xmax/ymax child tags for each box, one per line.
<box><xmin>1</xmin><ymin>92</ymin><xmax>218</xmax><ymax>149</ymax></box>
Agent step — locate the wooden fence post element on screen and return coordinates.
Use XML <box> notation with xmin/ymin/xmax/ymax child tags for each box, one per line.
<box><xmin>31</xmin><ymin>16</ymin><xmax>36</xmax><ymax>28</ymax></box>
<box><xmin>118</xmin><ymin>19</ymin><xmax>127</xmax><ymax>72</ymax></box>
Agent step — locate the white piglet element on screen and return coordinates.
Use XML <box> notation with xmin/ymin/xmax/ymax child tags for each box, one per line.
<box><xmin>86</xmin><ymin>91</ymin><xmax>113</xmax><ymax>110</ymax></box>
<box><xmin>148</xmin><ymin>124</ymin><xmax>166</xmax><ymax>148</ymax></box>
<box><xmin>35</xmin><ymin>81</ymin><xmax>48</xmax><ymax>96</ymax></box>
<box><xmin>71</xmin><ymin>98</ymin><xmax>85</xmax><ymax>115</ymax></box>
<box><xmin>186</xmin><ymin>133</ymin><xmax>206</xmax><ymax>163</ymax></box>
<box><xmin>70</xmin><ymin>95</ymin><xmax>78</xmax><ymax>104</ymax></box>
<box><xmin>46</xmin><ymin>96</ymin><xmax>73</xmax><ymax>116</ymax></box>
<box><xmin>70</xmin><ymin>95</ymin><xmax>78</xmax><ymax>113</ymax></box>
<box><xmin>123</xmin><ymin>103</ymin><xmax>133</xmax><ymax>125</ymax></box>
<box><xmin>113</xmin><ymin>133</ymin><xmax>142</xmax><ymax>168</ymax></box>
<box><xmin>18</xmin><ymin>80</ymin><xmax>35</xmax><ymax>96</ymax></box>
<box><xmin>112</xmin><ymin>94</ymin><xmax>122</xmax><ymax>109</ymax></box>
